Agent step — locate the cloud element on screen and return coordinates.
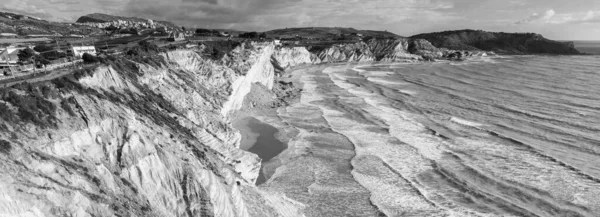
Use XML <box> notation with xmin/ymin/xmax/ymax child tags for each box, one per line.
<box><xmin>515</xmin><ymin>9</ymin><xmax>555</xmax><ymax>24</ymax></box>
<box><xmin>115</xmin><ymin>0</ymin><xmax>459</xmax><ymax>32</ymax></box>
<box><xmin>515</xmin><ymin>9</ymin><xmax>600</xmax><ymax>24</ymax></box>
<box><xmin>1</xmin><ymin>0</ymin><xmax>48</xmax><ymax>18</ymax></box>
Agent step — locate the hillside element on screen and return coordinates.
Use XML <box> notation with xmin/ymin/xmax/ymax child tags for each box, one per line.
<box><xmin>411</xmin><ymin>29</ymin><xmax>581</xmax><ymax>55</ymax></box>
<box><xmin>265</xmin><ymin>27</ymin><xmax>399</xmax><ymax>39</ymax></box>
<box><xmin>76</xmin><ymin>13</ymin><xmax>178</xmax><ymax>28</ymax></box>
<box><xmin>0</xmin><ymin>11</ymin><xmax>101</xmax><ymax>36</ymax></box>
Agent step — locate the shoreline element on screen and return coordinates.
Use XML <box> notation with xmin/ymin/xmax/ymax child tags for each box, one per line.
<box><xmin>229</xmin><ymin>65</ymin><xmax>314</xmax><ymax>184</ymax></box>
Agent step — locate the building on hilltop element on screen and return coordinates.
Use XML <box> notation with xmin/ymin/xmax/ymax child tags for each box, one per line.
<box><xmin>70</xmin><ymin>45</ymin><xmax>96</xmax><ymax>58</ymax></box>
<box><xmin>147</xmin><ymin>19</ymin><xmax>155</xmax><ymax>28</ymax></box>
<box><xmin>168</xmin><ymin>32</ymin><xmax>185</xmax><ymax>41</ymax></box>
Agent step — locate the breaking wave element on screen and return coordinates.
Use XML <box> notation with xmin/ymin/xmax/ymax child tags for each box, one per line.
<box><xmin>271</xmin><ymin>55</ymin><xmax>600</xmax><ymax>216</ymax></box>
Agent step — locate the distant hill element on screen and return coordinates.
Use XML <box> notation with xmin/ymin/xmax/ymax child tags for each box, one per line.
<box><xmin>265</xmin><ymin>27</ymin><xmax>400</xmax><ymax>39</ymax></box>
<box><xmin>76</xmin><ymin>13</ymin><xmax>178</xmax><ymax>28</ymax></box>
<box><xmin>0</xmin><ymin>11</ymin><xmax>102</xmax><ymax>37</ymax></box>
<box><xmin>0</xmin><ymin>11</ymin><xmax>42</xmax><ymax>21</ymax></box>
<box><xmin>411</xmin><ymin>30</ymin><xmax>580</xmax><ymax>55</ymax></box>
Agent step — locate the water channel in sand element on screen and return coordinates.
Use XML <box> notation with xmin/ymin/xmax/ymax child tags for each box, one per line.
<box><xmin>233</xmin><ymin>117</ymin><xmax>287</xmax><ymax>185</ymax></box>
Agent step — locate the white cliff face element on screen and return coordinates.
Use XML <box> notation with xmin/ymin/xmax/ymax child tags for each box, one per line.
<box><xmin>272</xmin><ymin>47</ymin><xmax>318</xmax><ymax>69</ymax></box>
<box><xmin>221</xmin><ymin>43</ymin><xmax>276</xmax><ymax>117</ymax></box>
<box><xmin>0</xmin><ymin>46</ymin><xmax>306</xmax><ymax>217</ymax></box>
<box><xmin>315</xmin><ymin>42</ymin><xmax>375</xmax><ymax>62</ymax></box>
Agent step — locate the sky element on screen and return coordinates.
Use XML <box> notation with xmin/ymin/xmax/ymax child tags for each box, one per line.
<box><xmin>2</xmin><ymin>0</ymin><xmax>600</xmax><ymax>40</ymax></box>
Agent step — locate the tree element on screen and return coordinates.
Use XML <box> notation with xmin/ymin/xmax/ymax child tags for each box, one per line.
<box><xmin>33</xmin><ymin>44</ymin><xmax>53</xmax><ymax>53</ymax></box>
<box><xmin>259</xmin><ymin>32</ymin><xmax>267</xmax><ymax>39</ymax></box>
<box><xmin>38</xmin><ymin>58</ymin><xmax>50</xmax><ymax>67</ymax></box>
<box><xmin>17</xmin><ymin>48</ymin><xmax>35</xmax><ymax>63</ymax></box>
<box><xmin>82</xmin><ymin>53</ymin><xmax>98</xmax><ymax>63</ymax></box>
<box><xmin>105</xmin><ymin>25</ymin><xmax>118</xmax><ymax>32</ymax></box>
<box><xmin>239</xmin><ymin>32</ymin><xmax>258</xmax><ymax>39</ymax></box>
<box><xmin>34</xmin><ymin>44</ymin><xmax>63</xmax><ymax>60</ymax></box>
<box><xmin>195</xmin><ymin>28</ymin><xmax>216</xmax><ymax>36</ymax></box>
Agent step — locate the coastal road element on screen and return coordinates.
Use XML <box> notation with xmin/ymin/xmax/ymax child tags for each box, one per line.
<box><xmin>0</xmin><ymin>63</ymin><xmax>95</xmax><ymax>88</ymax></box>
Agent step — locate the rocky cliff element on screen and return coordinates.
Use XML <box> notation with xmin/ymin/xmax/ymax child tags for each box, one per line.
<box><xmin>0</xmin><ymin>38</ymin><xmax>470</xmax><ymax>217</ymax></box>
<box><xmin>411</xmin><ymin>29</ymin><xmax>581</xmax><ymax>55</ymax></box>
<box><xmin>0</xmin><ymin>42</ymin><xmax>308</xmax><ymax>217</ymax></box>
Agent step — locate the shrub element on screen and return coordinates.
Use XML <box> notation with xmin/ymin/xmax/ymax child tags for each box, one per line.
<box><xmin>0</xmin><ymin>140</ymin><xmax>10</xmax><ymax>154</ymax></box>
<box><xmin>17</xmin><ymin>48</ymin><xmax>35</xmax><ymax>63</ymax></box>
<box><xmin>61</xmin><ymin>97</ymin><xmax>77</xmax><ymax>116</ymax></box>
<box><xmin>200</xmin><ymin>41</ymin><xmax>240</xmax><ymax>60</ymax></box>
<box><xmin>0</xmin><ymin>103</ymin><xmax>16</xmax><ymax>122</ymax></box>
<box><xmin>41</xmin><ymin>85</ymin><xmax>58</xmax><ymax>99</ymax></box>
<box><xmin>239</xmin><ymin>32</ymin><xmax>259</xmax><ymax>39</ymax></box>
<box><xmin>3</xmin><ymin>90</ymin><xmax>57</xmax><ymax>128</ymax></box>
<box><xmin>82</xmin><ymin>53</ymin><xmax>99</xmax><ymax>63</ymax></box>
<box><xmin>138</xmin><ymin>40</ymin><xmax>161</xmax><ymax>53</ymax></box>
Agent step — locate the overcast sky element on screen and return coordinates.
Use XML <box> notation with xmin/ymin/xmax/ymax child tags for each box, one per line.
<box><xmin>2</xmin><ymin>0</ymin><xmax>600</xmax><ymax>40</ymax></box>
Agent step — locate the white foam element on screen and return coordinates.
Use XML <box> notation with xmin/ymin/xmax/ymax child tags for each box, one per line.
<box><xmin>450</xmin><ymin>117</ymin><xmax>484</xmax><ymax>127</ymax></box>
<box><xmin>398</xmin><ymin>89</ymin><xmax>417</xmax><ymax>95</ymax></box>
<box><xmin>367</xmin><ymin>77</ymin><xmax>407</xmax><ymax>85</ymax></box>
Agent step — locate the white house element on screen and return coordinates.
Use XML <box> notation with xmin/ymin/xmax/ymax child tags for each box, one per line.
<box><xmin>71</xmin><ymin>45</ymin><xmax>96</xmax><ymax>58</ymax></box>
<box><xmin>0</xmin><ymin>46</ymin><xmax>27</xmax><ymax>68</ymax></box>
<box><xmin>0</xmin><ymin>33</ymin><xmax>18</xmax><ymax>37</ymax></box>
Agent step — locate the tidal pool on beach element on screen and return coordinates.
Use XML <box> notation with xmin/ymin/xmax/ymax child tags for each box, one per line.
<box><xmin>233</xmin><ymin>117</ymin><xmax>287</xmax><ymax>185</ymax></box>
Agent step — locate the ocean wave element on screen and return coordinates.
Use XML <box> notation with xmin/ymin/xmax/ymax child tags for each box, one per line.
<box><xmin>450</xmin><ymin>117</ymin><xmax>484</xmax><ymax>127</ymax></box>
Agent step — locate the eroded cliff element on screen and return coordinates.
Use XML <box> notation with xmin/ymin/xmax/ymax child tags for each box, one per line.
<box><xmin>0</xmin><ymin>42</ymin><xmax>305</xmax><ymax>217</ymax></box>
<box><xmin>0</xmin><ymin>38</ymin><xmax>468</xmax><ymax>217</ymax></box>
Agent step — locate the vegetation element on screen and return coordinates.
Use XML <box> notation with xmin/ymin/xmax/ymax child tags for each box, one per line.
<box><xmin>33</xmin><ymin>44</ymin><xmax>53</xmax><ymax>53</ymax></box>
<box><xmin>411</xmin><ymin>30</ymin><xmax>581</xmax><ymax>54</ymax></box>
<box><xmin>266</xmin><ymin>27</ymin><xmax>399</xmax><ymax>40</ymax></box>
<box><xmin>34</xmin><ymin>55</ymin><xmax>50</xmax><ymax>67</ymax></box>
<box><xmin>35</xmin><ymin>44</ymin><xmax>66</xmax><ymax>60</ymax></box>
<box><xmin>60</xmin><ymin>97</ymin><xmax>77</xmax><ymax>116</ymax></box>
<box><xmin>82</xmin><ymin>53</ymin><xmax>99</xmax><ymax>63</ymax></box>
<box><xmin>239</xmin><ymin>32</ymin><xmax>259</xmax><ymax>39</ymax></box>
<box><xmin>0</xmin><ymin>12</ymin><xmax>99</xmax><ymax>36</ymax></box>
<box><xmin>195</xmin><ymin>28</ymin><xmax>219</xmax><ymax>36</ymax></box>
<box><xmin>126</xmin><ymin>40</ymin><xmax>163</xmax><ymax>56</ymax></box>
<box><xmin>0</xmin><ymin>84</ymin><xmax>59</xmax><ymax>128</ymax></box>
<box><xmin>200</xmin><ymin>41</ymin><xmax>241</xmax><ymax>60</ymax></box>
<box><xmin>0</xmin><ymin>140</ymin><xmax>10</xmax><ymax>154</ymax></box>
<box><xmin>17</xmin><ymin>48</ymin><xmax>35</xmax><ymax>63</ymax></box>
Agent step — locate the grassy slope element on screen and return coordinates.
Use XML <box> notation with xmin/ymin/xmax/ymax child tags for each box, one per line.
<box><xmin>0</xmin><ymin>17</ymin><xmax>99</xmax><ymax>36</ymax></box>
<box><xmin>265</xmin><ymin>27</ymin><xmax>400</xmax><ymax>39</ymax></box>
<box><xmin>411</xmin><ymin>29</ymin><xmax>581</xmax><ymax>54</ymax></box>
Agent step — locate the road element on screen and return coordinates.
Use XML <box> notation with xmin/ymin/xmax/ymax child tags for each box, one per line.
<box><xmin>0</xmin><ymin>63</ymin><xmax>95</xmax><ymax>89</ymax></box>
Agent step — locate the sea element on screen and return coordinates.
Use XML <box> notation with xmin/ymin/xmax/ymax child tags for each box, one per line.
<box><xmin>262</xmin><ymin>54</ymin><xmax>600</xmax><ymax>216</ymax></box>
<box><xmin>574</xmin><ymin>40</ymin><xmax>600</xmax><ymax>55</ymax></box>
